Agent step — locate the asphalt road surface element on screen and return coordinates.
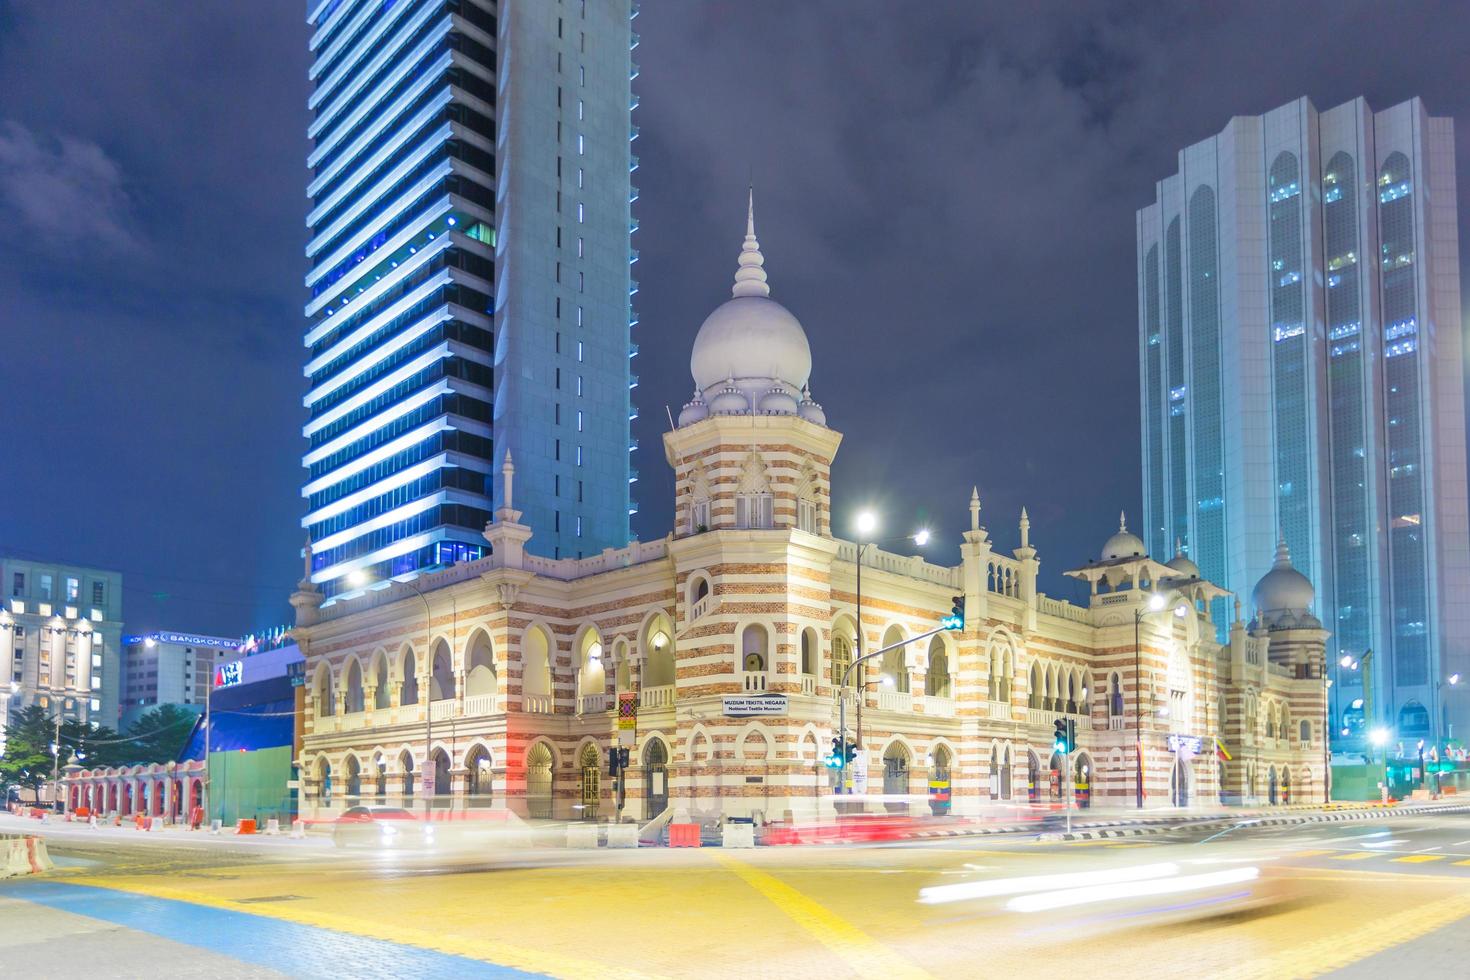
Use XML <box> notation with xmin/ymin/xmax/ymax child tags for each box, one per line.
<box><xmin>4</xmin><ymin>810</ymin><xmax>1469</xmax><ymax>978</ymax></box>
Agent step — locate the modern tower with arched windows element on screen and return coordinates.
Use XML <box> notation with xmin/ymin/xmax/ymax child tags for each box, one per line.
<box><xmin>1137</xmin><ymin>96</ymin><xmax>1470</xmax><ymax>753</ymax></box>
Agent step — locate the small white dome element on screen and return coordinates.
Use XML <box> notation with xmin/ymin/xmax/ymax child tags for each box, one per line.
<box><xmin>798</xmin><ymin>389</ymin><xmax>826</xmax><ymax>426</ymax></box>
<box><xmin>678</xmin><ymin>390</ymin><xmax>709</xmax><ymax>427</ymax></box>
<box><xmin>758</xmin><ymin>385</ymin><xmax>800</xmax><ymax>415</ymax></box>
<box><xmin>1252</xmin><ymin>539</ymin><xmax>1315</xmax><ymax>624</ymax></box>
<box><xmin>1165</xmin><ymin>540</ymin><xmax>1200</xmax><ymax>578</ymax></box>
<box><xmin>709</xmin><ymin>384</ymin><xmax>749</xmax><ymax>414</ymax></box>
<box><xmin>1100</xmin><ymin>512</ymin><xmax>1146</xmax><ymax>561</ymax></box>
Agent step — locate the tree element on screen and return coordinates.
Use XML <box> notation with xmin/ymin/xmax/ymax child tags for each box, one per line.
<box><xmin>122</xmin><ymin>704</ymin><xmax>199</xmax><ymax>765</ymax></box>
<box><xmin>1</xmin><ymin>705</ymin><xmax>55</xmax><ymax>801</ymax></box>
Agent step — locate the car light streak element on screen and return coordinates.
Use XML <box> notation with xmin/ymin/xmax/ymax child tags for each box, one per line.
<box><xmin>1006</xmin><ymin>867</ymin><xmax>1260</xmax><ymax>914</ymax></box>
<box><xmin>917</xmin><ymin>863</ymin><xmax>1179</xmax><ymax>905</ymax></box>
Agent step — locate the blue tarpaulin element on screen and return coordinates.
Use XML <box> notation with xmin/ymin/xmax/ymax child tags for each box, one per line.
<box><xmin>177</xmin><ymin>675</ymin><xmax>295</xmax><ymax>762</ymax></box>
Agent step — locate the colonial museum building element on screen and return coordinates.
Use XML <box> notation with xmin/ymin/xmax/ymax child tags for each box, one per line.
<box><xmin>292</xmin><ymin>201</ymin><xmax>1327</xmax><ymax>824</ymax></box>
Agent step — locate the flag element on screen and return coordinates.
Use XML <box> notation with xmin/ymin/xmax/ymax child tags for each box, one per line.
<box><xmin>1214</xmin><ymin>737</ymin><xmax>1232</xmax><ymax>762</ymax></box>
<box><xmin>1136</xmin><ymin>740</ymin><xmax>1146</xmax><ymax>802</ymax></box>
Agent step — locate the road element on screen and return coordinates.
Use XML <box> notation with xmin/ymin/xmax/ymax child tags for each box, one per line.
<box><xmin>3</xmin><ymin>810</ymin><xmax>1470</xmax><ymax>978</ymax></box>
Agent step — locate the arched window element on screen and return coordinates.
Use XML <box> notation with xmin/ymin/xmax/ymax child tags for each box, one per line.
<box><xmin>526</xmin><ymin>742</ymin><xmax>554</xmax><ymax>819</ymax></box>
<box><xmin>832</xmin><ymin>629</ymin><xmax>853</xmax><ymax>690</ymax></box>
<box><xmin>925</xmin><ymin>635</ymin><xmax>950</xmax><ymax>698</ymax></box>
<box><xmin>400</xmin><ymin>650</ymin><xmax>419</xmax><ymax>706</ymax></box>
<box><xmin>1398</xmin><ymin>700</ymin><xmax>1430</xmax><ymax>738</ymax></box>
<box><xmin>344</xmin><ymin>756</ymin><xmax>361</xmax><ymax>803</ymax></box>
<box><xmin>577</xmin><ymin>630</ymin><xmax>606</xmax><ymax>699</ymax></box>
<box><xmin>315</xmin><ymin>665</ymin><xmax>335</xmax><ymax>717</ymax></box>
<box><xmin>800</xmin><ymin>629</ymin><xmax>816</xmax><ymax>677</ymax></box>
<box><xmin>643</xmin><ymin>618</ymin><xmax>675</xmax><ymax>688</ymax></box>
<box><xmin>1109</xmin><ymin>672</ymin><xmax>1123</xmax><ymax>717</ymax></box>
<box><xmin>316</xmin><ymin>757</ymin><xmax>332</xmax><ymax>803</ymax></box>
<box><xmin>429</xmin><ymin>641</ymin><xmax>454</xmax><ymax>702</ymax></box>
<box><xmin>373</xmin><ymin>654</ymin><xmax>391</xmax><ymax>709</ymax></box>
<box><xmin>741</xmin><ymin>625</ymin><xmax>769</xmax><ymax>691</ymax></box>
<box><xmin>881</xmin><ymin>626</ymin><xmax>908</xmax><ymax>693</ymax></box>
<box><xmin>735</xmin><ymin>451</ymin><xmax>773</xmax><ymax>528</ymax></box>
<box><xmin>465</xmin><ymin>633</ymin><xmax>496</xmax><ymax>697</ymax></box>
<box><xmin>399</xmin><ymin>751</ymin><xmax>415</xmax><ymax>799</ymax></box>
<box><xmin>1029</xmin><ymin>662</ymin><xmax>1042</xmax><ymax>709</ymax></box>
<box><xmin>1298</xmin><ymin>719</ymin><xmax>1311</xmax><ymax>744</ymax></box>
<box><xmin>522</xmin><ymin>627</ymin><xmax>553</xmax><ymax>710</ymax></box>
<box><xmin>344</xmin><ymin>659</ymin><xmax>364</xmax><ymax>713</ymax></box>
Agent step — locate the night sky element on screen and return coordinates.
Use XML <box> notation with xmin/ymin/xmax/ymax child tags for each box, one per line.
<box><xmin>2</xmin><ymin>2</ymin><xmax>1469</xmax><ymax>638</ymax></box>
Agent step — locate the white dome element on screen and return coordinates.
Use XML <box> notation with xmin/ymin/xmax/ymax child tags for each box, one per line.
<box><xmin>708</xmin><ymin>384</ymin><xmax>749</xmax><ymax>414</ymax></box>
<box><xmin>758</xmin><ymin>384</ymin><xmax>801</xmax><ymax>415</ymax></box>
<box><xmin>1252</xmin><ymin>539</ymin><xmax>1315</xmax><ymax>624</ymax></box>
<box><xmin>691</xmin><ymin>296</ymin><xmax>811</xmax><ymax>393</ymax></box>
<box><xmin>1100</xmin><ymin>512</ymin><xmax>1146</xmax><ymax>561</ymax></box>
<box><xmin>677</xmin><ymin>390</ymin><xmax>709</xmax><ymax>427</ymax></box>
<box><xmin>1165</xmin><ymin>540</ymin><xmax>1200</xmax><ymax>578</ymax></box>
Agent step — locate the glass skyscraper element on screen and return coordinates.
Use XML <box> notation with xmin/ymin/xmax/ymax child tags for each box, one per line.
<box><xmin>302</xmin><ymin>0</ymin><xmax>636</xmax><ymax>599</ymax></box>
<box><xmin>1137</xmin><ymin>96</ymin><xmax>1470</xmax><ymax>750</ymax></box>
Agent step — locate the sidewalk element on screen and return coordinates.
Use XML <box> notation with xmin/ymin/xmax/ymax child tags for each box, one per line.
<box><xmin>0</xmin><ymin>812</ymin><xmax>331</xmax><ymax>853</ymax></box>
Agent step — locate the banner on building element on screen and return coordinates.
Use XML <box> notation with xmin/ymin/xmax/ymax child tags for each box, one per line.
<box><xmin>618</xmin><ymin>693</ymin><xmax>638</xmax><ymax>730</ymax></box>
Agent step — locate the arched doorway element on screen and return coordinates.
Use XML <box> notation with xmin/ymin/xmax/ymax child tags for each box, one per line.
<box><xmin>1074</xmin><ymin>754</ymin><xmax>1092</xmax><ymax>809</ymax></box>
<box><xmin>317</xmin><ymin>758</ymin><xmax>332</xmax><ymax>805</ymax></box>
<box><xmin>431</xmin><ymin>748</ymin><xmax>452</xmax><ymax>807</ymax></box>
<box><xmin>883</xmin><ymin>742</ymin><xmax>910</xmax><ymax>813</ymax></box>
<box><xmin>373</xmin><ymin>753</ymin><xmax>387</xmax><ymax>803</ymax></box>
<box><xmin>1169</xmin><ymin>757</ymin><xmax>1190</xmax><ymax>807</ymax></box>
<box><xmin>997</xmin><ymin>745</ymin><xmax>1012</xmax><ymax>800</ymax></box>
<box><xmin>1026</xmin><ymin>750</ymin><xmax>1041</xmax><ymax>804</ymax></box>
<box><xmin>466</xmin><ymin>745</ymin><xmax>493</xmax><ymax>808</ymax></box>
<box><xmin>1281</xmin><ymin>767</ymin><xmax>1291</xmax><ymax>805</ymax></box>
<box><xmin>526</xmin><ymin>743</ymin><xmax>554</xmax><ymax>819</ymax></box>
<box><xmin>1047</xmin><ymin>751</ymin><xmax>1064</xmax><ymax>802</ymax></box>
<box><xmin>929</xmin><ymin>745</ymin><xmax>952</xmax><ymax>816</ymax></box>
<box><xmin>344</xmin><ymin>756</ymin><xmax>362</xmax><ymax>806</ymax></box>
<box><xmin>578</xmin><ymin>743</ymin><xmax>601</xmax><ymax>821</ymax></box>
<box><xmin>643</xmin><ymin>739</ymin><xmax>669</xmax><ymax>820</ymax></box>
<box><xmin>399</xmin><ymin>751</ymin><xmax>415</xmax><ymax>804</ymax></box>
<box><xmin>1268</xmin><ymin>766</ymin><xmax>1279</xmax><ymax>805</ymax></box>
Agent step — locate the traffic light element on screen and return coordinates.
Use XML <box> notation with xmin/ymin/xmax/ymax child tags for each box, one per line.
<box><xmin>608</xmin><ymin>747</ymin><xmax>621</xmax><ymax>776</ymax></box>
<box><xmin>826</xmin><ymin>737</ymin><xmax>843</xmax><ymax>769</ymax></box>
<box><xmin>1065</xmin><ymin>718</ymin><xmax>1077</xmax><ymax>753</ymax></box>
<box><xmin>1053</xmin><ymin>720</ymin><xmax>1068</xmax><ymax>754</ymax></box>
<box><xmin>618</xmin><ymin>747</ymin><xmax>630</xmax><ymax>771</ymax></box>
<box><xmin>845</xmin><ymin>741</ymin><xmax>858</xmax><ymax>763</ymax></box>
<box><xmin>942</xmin><ymin>595</ymin><xmax>966</xmax><ymax>631</ymax></box>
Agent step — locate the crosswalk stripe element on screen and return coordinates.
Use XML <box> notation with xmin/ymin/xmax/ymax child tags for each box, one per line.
<box><xmin>1288</xmin><ymin>849</ymin><xmax>1331</xmax><ymax>857</ymax></box>
<box><xmin>1393</xmin><ymin>854</ymin><xmax>1445</xmax><ymax>864</ymax></box>
<box><xmin>1331</xmin><ymin>852</ymin><xmax>1376</xmax><ymax>861</ymax></box>
<box><xmin>1453</xmin><ymin>859</ymin><xmax>1470</xmax><ymax>866</ymax></box>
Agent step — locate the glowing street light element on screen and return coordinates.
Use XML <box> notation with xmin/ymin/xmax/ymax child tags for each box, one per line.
<box><xmin>855</xmin><ymin>511</ymin><xmax>878</xmax><ymax>537</ymax></box>
<box><xmin>1369</xmin><ymin>727</ymin><xmax>1390</xmax><ymax>747</ymax></box>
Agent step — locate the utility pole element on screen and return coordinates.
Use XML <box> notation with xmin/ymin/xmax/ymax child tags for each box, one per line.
<box><xmin>203</xmin><ymin>669</ymin><xmax>212</xmax><ymax>824</ymax></box>
<box><xmin>50</xmin><ymin>711</ymin><xmax>62</xmax><ymax>809</ymax></box>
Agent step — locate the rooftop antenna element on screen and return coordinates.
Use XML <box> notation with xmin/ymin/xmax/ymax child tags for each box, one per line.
<box><xmin>665</xmin><ymin>404</ymin><xmax>676</xmax><ymax>431</ymax></box>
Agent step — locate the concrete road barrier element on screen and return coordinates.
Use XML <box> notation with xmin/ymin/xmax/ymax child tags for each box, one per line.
<box><xmin>721</xmin><ymin>824</ymin><xmax>755</xmax><ymax>849</ymax></box>
<box><xmin>606</xmin><ymin>824</ymin><xmax>639</xmax><ymax>849</ymax></box>
<box><xmin>566</xmin><ymin>824</ymin><xmax>600</xmax><ymax>849</ymax></box>
<box><xmin>1</xmin><ymin>835</ymin><xmax>53</xmax><ymax>878</ymax></box>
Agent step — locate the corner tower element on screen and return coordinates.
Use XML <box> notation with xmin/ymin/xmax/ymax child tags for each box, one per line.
<box><xmin>663</xmin><ymin>192</ymin><xmax>840</xmax><ymax>538</ymax></box>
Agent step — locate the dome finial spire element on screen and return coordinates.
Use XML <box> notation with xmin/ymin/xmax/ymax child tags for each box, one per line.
<box><xmin>732</xmin><ymin>186</ymin><xmax>770</xmax><ymax>298</ymax></box>
<box><xmin>1119</xmin><ymin>510</ymin><xmax>1128</xmax><ymax>533</ymax></box>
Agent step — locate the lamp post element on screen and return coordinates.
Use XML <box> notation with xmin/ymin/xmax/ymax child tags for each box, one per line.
<box><xmin>845</xmin><ymin>512</ymin><xmax>929</xmax><ymax>791</ymax></box>
<box><xmin>348</xmin><ymin>570</ymin><xmax>434</xmax><ymax>818</ymax></box>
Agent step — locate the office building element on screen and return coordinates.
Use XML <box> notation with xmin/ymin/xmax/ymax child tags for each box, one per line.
<box><xmin>0</xmin><ymin>555</ymin><xmax>124</xmax><ymax>729</ymax></box>
<box><xmin>1137</xmin><ymin>96</ymin><xmax>1470</xmax><ymax>749</ymax></box>
<box><xmin>120</xmin><ymin>630</ymin><xmax>240</xmax><ymax>728</ymax></box>
<box><xmin>302</xmin><ymin>0</ymin><xmax>637</xmax><ymax>599</ymax></box>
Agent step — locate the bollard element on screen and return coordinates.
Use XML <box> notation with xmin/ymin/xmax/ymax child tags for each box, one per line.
<box><xmin>265</xmin><ymin>818</ymin><xmax>281</xmax><ymax>835</ymax></box>
<box><xmin>210</xmin><ymin>819</ymin><xmax>222</xmax><ymax>835</ymax></box>
<box><xmin>88</xmin><ymin>815</ymin><xmax>98</xmax><ymax>829</ymax></box>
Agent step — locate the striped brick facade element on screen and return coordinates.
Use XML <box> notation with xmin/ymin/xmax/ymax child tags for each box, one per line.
<box><xmin>291</xmin><ymin>415</ymin><xmax>1327</xmax><ymax>822</ymax></box>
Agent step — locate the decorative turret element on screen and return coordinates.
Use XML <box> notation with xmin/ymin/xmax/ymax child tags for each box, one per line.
<box><xmin>1251</xmin><ymin>538</ymin><xmax>1319</xmax><ymax>629</ymax></box>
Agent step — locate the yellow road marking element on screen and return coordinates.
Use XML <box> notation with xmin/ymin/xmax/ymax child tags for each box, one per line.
<box><xmin>1210</xmin><ymin>891</ymin><xmax>1470</xmax><ymax>979</ymax></box>
<box><xmin>1392</xmin><ymin>854</ymin><xmax>1445</xmax><ymax>864</ymax></box>
<box><xmin>1455</xmin><ymin>858</ymin><xmax>1470</xmax><ymax>866</ymax></box>
<box><xmin>1331</xmin><ymin>851</ymin><xmax>1376</xmax><ymax>860</ymax></box>
<box><xmin>713</xmin><ymin>854</ymin><xmax>931</xmax><ymax>980</ymax></box>
<box><xmin>1287</xmin><ymin>849</ymin><xmax>1331</xmax><ymax>858</ymax></box>
<box><xmin>73</xmin><ymin>877</ymin><xmax>664</xmax><ymax>980</ymax></box>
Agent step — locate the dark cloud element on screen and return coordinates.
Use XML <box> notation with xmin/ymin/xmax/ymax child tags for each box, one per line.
<box><xmin>1</xmin><ymin>1</ymin><xmax>1468</xmax><ymax>633</ymax></box>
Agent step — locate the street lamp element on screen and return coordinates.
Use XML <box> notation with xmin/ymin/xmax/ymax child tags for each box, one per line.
<box><xmin>843</xmin><ymin>511</ymin><xmax>931</xmax><ymax>792</ymax></box>
<box><xmin>348</xmin><ymin>569</ymin><xmax>435</xmax><ymax>818</ymax></box>
<box><xmin>1133</xmin><ymin>591</ymin><xmax>1189</xmax><ymax>809</ymax></box>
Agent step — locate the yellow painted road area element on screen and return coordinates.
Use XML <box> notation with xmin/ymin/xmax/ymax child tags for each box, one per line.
<box><xmin>53</xmin><ymin>841</ymin><xmax>1470</xmax><ymax>980</ymax></box>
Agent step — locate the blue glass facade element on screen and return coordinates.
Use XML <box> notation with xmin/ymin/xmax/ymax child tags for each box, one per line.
<box><xmin>302</xmin><ymin>0</ymin><xmax>633</xmax><ymax>597</ymax></box>
<box><xmin>1138</xmin><ymin>97</ymin><xmax>1470</xmax><ymax>749</ymax></box>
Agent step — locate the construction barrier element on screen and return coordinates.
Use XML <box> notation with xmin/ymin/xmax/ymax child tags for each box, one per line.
<box><xmin>605</xmin><ymin>824</ymin><xmax>639</xmax><ymax>849</ymax></box>
<box><xmin>264</xmin><ymin>818</ymin><xmax>281</xmax><ymax>835</ymax></box>
<box><xmin>721</xmin><ymin>824</ymin><xmax>755</xmax><ymax>849</ymax></box>
<box><xmin>235</xmin><ymin>819</ymin><xmax>257</xmax><ymax>835</ymax></box>
<box><xmin>668</xmin><ymin>823</ymin><xmax>701</xmax><ymax>848</ymax></box>
<box><xmin>566</xmin><ymin>824</ymin><xmax>600</xmax><ymax>849</ymax></box>
<box><xmin>1</xmin><ymin>836</ymin><xmax>53</xmax><ymax>878</ymax></box>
